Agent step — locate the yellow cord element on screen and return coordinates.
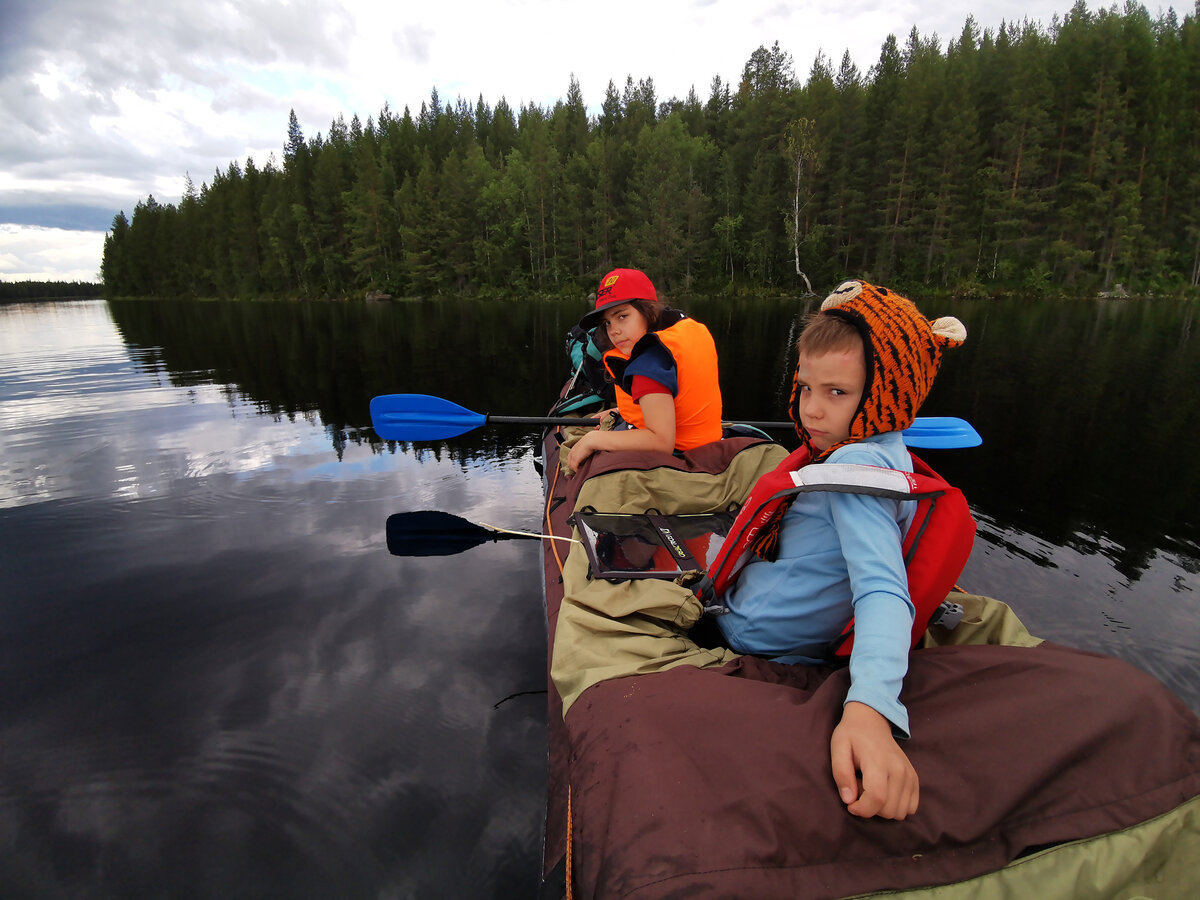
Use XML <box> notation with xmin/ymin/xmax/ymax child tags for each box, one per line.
<box><xmin>477</xmin><ymin>522</ymin><xmax>580</xmax><ymax>544</ymax></box>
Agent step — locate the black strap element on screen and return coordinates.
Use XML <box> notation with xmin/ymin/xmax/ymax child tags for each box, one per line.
<box><xmin>644</xmin><ymin>514</ymin><xmax>703</xmax><ymax>572</ymax></box>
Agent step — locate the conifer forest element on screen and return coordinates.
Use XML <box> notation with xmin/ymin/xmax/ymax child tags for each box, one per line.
<box><xmin>101</xmin><ymin>4</ymin><xmax>1200</xmax><ymax>299</ymax></box>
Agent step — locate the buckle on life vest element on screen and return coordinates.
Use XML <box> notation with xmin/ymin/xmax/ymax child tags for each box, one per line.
<box><xmin>681</xmin><ymin>572</ymin><xmax>727</xmax><ymax>615</ymax></box>
<box><xmin>929</xmin><ymin>599</ymin><xmax>965</xmax><ymax>630</ymax></box>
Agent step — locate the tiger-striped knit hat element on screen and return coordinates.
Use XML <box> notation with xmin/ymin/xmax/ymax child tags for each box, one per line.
<box><xmin>790</xmin><ymin>280</ymin><xmax>967</xmax><ymax>459</ymax></box>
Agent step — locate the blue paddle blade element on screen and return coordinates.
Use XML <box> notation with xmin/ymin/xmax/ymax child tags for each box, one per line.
<box><xmin>901</xmin><ymin>417</ymin><xmax>982</xmax><ymax>449</ymax></box>
<box><xmin>370</xmin><ymin>394</ymin><xmax>486</xmax><ymax>441</ymax></box>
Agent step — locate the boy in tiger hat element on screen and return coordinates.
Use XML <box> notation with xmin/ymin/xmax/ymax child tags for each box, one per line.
<box><xmin>716</xmin><ymin>279</ymin><xmax>967</xmax><ymax>822</ymax></box>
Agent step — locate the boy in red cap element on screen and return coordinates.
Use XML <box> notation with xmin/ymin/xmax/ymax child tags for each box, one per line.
<box><xmin>718</xmin><ymin>279</ymin><xmax>967</xmax><ymax>821</ymax></box>
<box><xmin>566</xmin><ymin>268</ymin><xmax>723</xmax><ymax>472</ymax></box>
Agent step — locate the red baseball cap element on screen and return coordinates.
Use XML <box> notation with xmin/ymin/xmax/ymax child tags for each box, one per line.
<box><xmin>579</xmin><ymin>268</ymin><xmax>658</xmax><ymax>330</ymax></box>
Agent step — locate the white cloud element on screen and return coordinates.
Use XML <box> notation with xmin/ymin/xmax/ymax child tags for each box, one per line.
<box><xmin>0</xmin><ymin>0</ymin><xmax>1101</xmax><ymax>282</ymax></box>
<box><xmin>0</xmin><ymin>225</ymin><xmax>106</xmax><ymax>282</ymax></box>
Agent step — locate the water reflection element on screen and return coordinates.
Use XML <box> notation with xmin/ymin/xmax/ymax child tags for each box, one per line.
<box><xmin>1</xmin><ymin>462</ymin><xmax>548</xmax><ymax>896</ymax></box>
<box><xmin>2</xmin><ymin>295</ymin><xmax>1198</xmax><ymax>897</ymax></box>
<box><xmin>104</xmin><ymin>296</ymin><xmax>1200</xmax><ymax>553</ymax></box>
<box><xmin>963</xmin><ymin>509</ymin><xmax>1200</xmax><ymax>708</ymax></box>
<box><xmin>103</xmin><ymin>293</ymin><xmax>1200</xmax><ymax>696</ymax></box>
<box><xmin>923</xmin><ymin>297</ymin><xmax>1200</xmax><ymax>580</ymax></box>
<box><xmin>1</xmin><ymin>300</ymin><xmax>548</xmax><ymax>897</ymax></box>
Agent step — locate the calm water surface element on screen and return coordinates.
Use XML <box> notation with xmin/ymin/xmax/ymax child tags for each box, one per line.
<box><xmin>1</xmin><ymin>295</ymin><xmax>1197</xmax><ymax>898</ymax></box>
<box><xmin>1</xmin><ymin>300</ymin><xmax>548</xmax><ymax>898</ymax></box>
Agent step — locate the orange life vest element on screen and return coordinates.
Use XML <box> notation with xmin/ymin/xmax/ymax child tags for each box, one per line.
<box><xmin>602</xmin><ymin>315</ymin><xmax>723</xmax><ymax>451</ymax></box>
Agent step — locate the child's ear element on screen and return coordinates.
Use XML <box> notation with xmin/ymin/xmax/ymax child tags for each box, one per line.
<box><xmin>930</xmin><ymin>316</ymin><xmax>966</xmax><ymax>347</ymax></box>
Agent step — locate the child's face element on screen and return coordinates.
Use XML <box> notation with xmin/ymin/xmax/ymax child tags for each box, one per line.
<box><xmin>601</xmin><ymin>302</ymin><xmax>649</xmax><ymax>355</ymax></box>
<box><xmin>796</xmin><ymin>345</ymin><xmax>867</xmax><ymax>451</ymax></box>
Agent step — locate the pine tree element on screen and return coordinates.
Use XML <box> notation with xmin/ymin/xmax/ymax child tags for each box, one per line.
<box><xmin>922</xmin><ymin>20</ymin><xmax>984</xmax><ymax>286</ymax></box>
<box><xmin>515</xmin><ymin>104</ymin><xmax>563</xmax><ymax>286</ymax></box>
<box><xmin>396</xmin><ymin>152</ymin><xmax>443</xmax><ymax>293</ymax></box>
<box><xmin>703</xmin><ymin>75</ymin><xmax>732</xmax><ymax>146</ymax></box>
<box><xmin>107</xmin><ymin>9</ymin><xmax>1200</xmax><ymax>299</ymax></box>
<box><xmin>624</xmin><ymin>114</ymin><xmax>713</xmax><ymax>286</ymax></box>
<box><xmin>467</xmin><ymin>143</ymin><xmax>522</xmax><ymax>285</ymax></box>
<box><xmin>309</xmin><ymin>118</ymin><xmax>353</xmax><ymax>294</ymax></box>
<box><xmin>552</xmin><ymin>74</ymin><xmax>591</xmax><ymax>159</ymax></box>
<box><xmin>707</xmin><ymin>148</ymin><xmax>741</xmax><ymax>285</ymax></box>
<box><xmin>1176</xmin><ymin>3</ymin><xmax>1200</xmax><ymax>285</ymax></box>
<box><xmin>824</xmin><ymin>51</ymin><xmax>869</xmax><ymax>275</ymax></box>
<box><xmin>979</xmin><ymin>20</ymin><xmax>1055</xmax><ymax>285</ymax></box>
<box><xmin>343</xmin><ymin>131</ymin><xmax>397</xmax><ymax>290</ymax></box>
<box><xmin>584</xmin><ymin>131</ymin><xmax>625</xmax><ymax>272</ymax></box>
<box><xmin>732</xmin><ymin>42</ymin><xmax>799</xmax><ymax>285</ymax></box>
<box><xmin>101</xmin><ymin>211</ymin><xmax>131</xmax><ymax>292</ymax></box>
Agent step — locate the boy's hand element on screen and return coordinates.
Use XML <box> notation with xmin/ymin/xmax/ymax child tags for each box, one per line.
<box><xmin>830</xmin><ymin>701</ymin><xmax>919</xmax><ymax>820</ymax></box>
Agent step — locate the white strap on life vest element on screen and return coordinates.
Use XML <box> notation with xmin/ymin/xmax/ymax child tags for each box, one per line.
<box><xmin>790</xmin><ymin>463</ymin><xmax>918</xmax><ymax>496</ymax></box>
<box><xmin>702</xmin><ymin>462</ymin><xmax>936</xmax><ymax>616</ymax></box>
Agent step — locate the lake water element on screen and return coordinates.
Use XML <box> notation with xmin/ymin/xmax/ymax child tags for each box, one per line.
<box><xmin>1</xmin><ymin>295</ymin><xmax>1197</xmax><ymax>897</ymax></box>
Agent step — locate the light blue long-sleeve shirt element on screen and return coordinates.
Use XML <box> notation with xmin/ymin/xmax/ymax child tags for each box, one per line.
<box><xmin>716</xmin><ymin>431</ymin><xmax>917</xmax><ymax>736</ymax></box>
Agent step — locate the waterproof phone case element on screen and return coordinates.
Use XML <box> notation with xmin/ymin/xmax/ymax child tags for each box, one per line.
<box><xmin>573</xmin><ymin>509</ymin><xmax>737</xmax><ymax>581</ymax></box>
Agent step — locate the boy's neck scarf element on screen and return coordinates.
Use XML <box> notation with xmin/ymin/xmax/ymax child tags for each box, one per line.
<box><xmin>751</xmin><ymin>281</ymin><xmax>966</xmax><ymax>562</ymax></box>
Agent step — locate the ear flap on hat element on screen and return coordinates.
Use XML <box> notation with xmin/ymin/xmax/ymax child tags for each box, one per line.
<box><xmin>821</xmin><ymin>280</ymin><xmax>864</xmax><ymax>310</ymax></box>
<box><xmin>931</xmin><ymin>316</ymin><xmax>967</xmax><ymax>346</ymax></box>
<box><xmin>824</xmin><ymin>281</ymin><xmax>967</xmax><ymax>347</ymax></box>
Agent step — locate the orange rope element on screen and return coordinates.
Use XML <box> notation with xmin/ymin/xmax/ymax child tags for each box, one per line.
<box><xmin>545</xmin><ymin>428</ymin><xmax>573</xmax><ymax>899</ymax></box>
<box><xmin>564</xmin><ymin>785</ymin><xmax>574</xmax><ymax>899</ymax></box>
<box><xmin>544</xmin><ymin>431</ymin><xmax>570</xmax><ymax>577</ymax></box>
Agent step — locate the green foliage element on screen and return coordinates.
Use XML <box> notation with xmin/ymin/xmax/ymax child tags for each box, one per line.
<box><xmin>0</xmin><ymin>280</ymin><xmax>102</xmax><ymax>301</ymax></box>
<box><xmin>102</xmin><ymin>4</ymin><xmax>1200</xmax><ymax>299</ymax></box>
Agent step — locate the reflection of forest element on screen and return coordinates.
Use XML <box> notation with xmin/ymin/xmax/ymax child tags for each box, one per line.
<box><xmin>928</xmin><ymin>297</ymin><xmax>1200</xmax><ymax>578</ymax></box>
<box><xmin>107</xmin><ymin>295</ymin><xmax>1200</xmax><ymax>579</ymax></box>
<box><xmin>108</xmin><ymin>296</ymin><xmax>593</xmax><ymax>466</ymax></box>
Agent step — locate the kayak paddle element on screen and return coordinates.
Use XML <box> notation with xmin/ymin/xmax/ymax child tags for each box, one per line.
<box><xmin>371</xmin><ymin>394</ymin><xmax>599</xmax><ymax>442</ymax></box>
<box><xmin>369</xmin><ymin>394</ymin><xmax>982</xmax><ymax>448</ymax></box>
<box><xmin>386</xmin><ymin>510</ymin><xmax>576</xmax><ymax>557</ymax></box>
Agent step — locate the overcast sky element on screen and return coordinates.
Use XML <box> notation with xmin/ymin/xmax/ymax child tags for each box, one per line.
<box><xmin>0</xmin><ymin>0</ymin><xmax>1103</xmax><ymax>284</ymax></box>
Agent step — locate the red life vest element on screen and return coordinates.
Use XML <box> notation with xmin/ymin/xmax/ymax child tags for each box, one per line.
<box><xmin>702</xmin><ymin>445</ymin><xmax>976</xmax><ymax>658</ymax></box>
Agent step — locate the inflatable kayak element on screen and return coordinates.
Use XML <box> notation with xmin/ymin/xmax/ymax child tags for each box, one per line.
<box><xmin>536</xmin><ymin>390</ymin><xmax>1200</xmax><ymax>899</ymax></box>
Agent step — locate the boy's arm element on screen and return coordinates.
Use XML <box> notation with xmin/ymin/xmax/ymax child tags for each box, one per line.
<box><xmin>829</xmin><ymin>486</ymin><xmax>915</xmax><ymax>734</ymax></box>
<box><xmin>827</xmin><ymin>483</ymin><xmax>920</xmax><ymax>818</ymax></box>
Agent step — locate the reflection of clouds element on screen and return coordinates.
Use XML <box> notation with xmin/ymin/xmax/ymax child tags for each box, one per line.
<box><xmin>1</xmin><ymin>299</ymin><xmax>548</xmax><ymax>892</ymax></box>
<box><xmin>0</xmin><ymin>382</ymin><xmax>320</xmax><ymax>506</ymax></box>
<box><xmin>1</xmin><ymin>301</ymin><xmax>331</xmax><ymax>506</ymax></box>
<box><xmin>0</xmin><ymin>435</ymin><xmax>548</xmax><ymax>895</ymax></box>
<box><xmin>1</xmin><ymin>299</ymin><xmax>551</xmax><ymax>515</ymax></box>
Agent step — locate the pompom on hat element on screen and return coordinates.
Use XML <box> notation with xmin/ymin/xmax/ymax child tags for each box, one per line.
<box><xmin>790</xmin><ymin>280</ymin><xmax>967</xmax><ymax>458</ymax></box>
<box><xmin>579</xmin><ymin>268</ymin><xmax>659</xmax><ymax>331</ymax></box>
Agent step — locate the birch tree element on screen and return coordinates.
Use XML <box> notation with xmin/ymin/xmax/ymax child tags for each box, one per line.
<box><xmin>783</xmin><ymin>118</ymin><xmax>819</xmax><ymax>293</ymax></box>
